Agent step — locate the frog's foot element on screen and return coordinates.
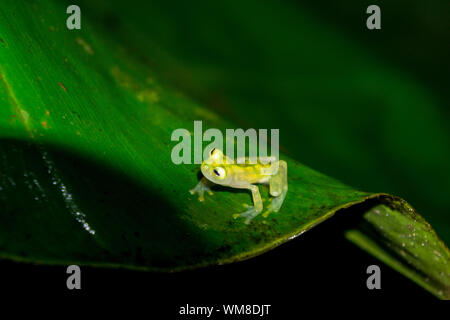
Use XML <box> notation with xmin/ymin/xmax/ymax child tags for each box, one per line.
<box><xmin>232</xmin><ymin>204</ymin><xmax>262</xmax><ymax>224</ymax></box>
<box><xmin>189</xmin><ymin>183</ymin><xmax>213</xmax><ymax>202</ymax></box>
<box><xmin>262</xmin><ymin>195</ymin><xmax>285</xmax><ymax>218</ymax></box>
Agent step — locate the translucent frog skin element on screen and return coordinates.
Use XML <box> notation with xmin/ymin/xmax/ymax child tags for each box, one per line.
<box><xmin>190</xmin><ymin>148</ymin><xmax>288</xmax><ymax>224</ymax></box>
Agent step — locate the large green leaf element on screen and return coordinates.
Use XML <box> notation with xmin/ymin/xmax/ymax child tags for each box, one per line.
<box><xmin>75</xmin><ymin>0</ymin><xmax>450</xmax><ymax>244</ymax></box>
<box><xmin>0</xmin><ymin>0</ymin><xmax>449</xmax><ymax>298</ymax></box>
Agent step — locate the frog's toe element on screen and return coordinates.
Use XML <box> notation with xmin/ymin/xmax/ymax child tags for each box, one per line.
<box><xmin>189</xmin><ymin>189</ymin><xmax>204</xmax><ymax>201</ymax></box>
<box><xmin>262</xmin><ymin>197</ymin><xmax>284</xmax><ymax>217</ymax></box>
<box><xmin>233</xmin><ymin>206</ymin><xmax>261</xmax><ymax>224</ymax></box>
<box><xmin>270</xmin><ymin>196</ymin><xmax>284</xmax><ymax>212</ymax></box>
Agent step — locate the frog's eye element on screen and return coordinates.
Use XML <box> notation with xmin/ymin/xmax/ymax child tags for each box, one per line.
<box><xmin>209</xmin><ymin>148</ymin><xmax>223</xmax><ymax>162</ymax></box>
<box><xmin>212</xmin><ymin>167</ymin><xmax>226</xmax><ymax>179</ymax></box>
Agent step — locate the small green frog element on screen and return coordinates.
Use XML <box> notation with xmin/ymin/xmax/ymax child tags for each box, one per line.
<box><xmin>190</xmin><ymin>148</ymin><xmax>288</xmax><ymax>224</ymax></box>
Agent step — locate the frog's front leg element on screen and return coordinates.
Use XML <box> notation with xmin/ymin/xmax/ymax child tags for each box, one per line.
<box><xmin>232</xmin><ymin>184</ymin><xmax>263</xmax><ymax>224</ymax></box>
<box><xmin>190</xmin><ymin>177</ymin><xmax>214</xmax><ymax>202</ymax></box>
<box><xmin>263</xmin><ymin>160</ymin><xmax>288</xmax><ymax>217</ymax></box>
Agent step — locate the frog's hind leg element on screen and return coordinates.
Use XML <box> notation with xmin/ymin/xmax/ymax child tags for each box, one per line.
<box><xmin>263</xmin><ymin>160</ymin><xmax>288</xmax><ymax>217</ymax></box>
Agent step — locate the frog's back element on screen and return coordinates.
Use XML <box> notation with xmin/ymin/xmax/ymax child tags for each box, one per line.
<box><xmin>225</xmin><ymin>161</ymin><xmax>272</xmax><ymax>185</ymax></box>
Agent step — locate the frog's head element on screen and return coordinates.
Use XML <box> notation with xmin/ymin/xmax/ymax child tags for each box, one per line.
<box><xmin>201</xmin><ymin>148</ymin><xmax>230</xmax><ymax>185</ymax></box>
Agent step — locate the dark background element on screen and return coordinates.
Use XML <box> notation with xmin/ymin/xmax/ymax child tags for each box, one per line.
<box><xmin>2</xmin><ymin>211</ymin><xmax>433</xmax><ymax>306</ymax></box>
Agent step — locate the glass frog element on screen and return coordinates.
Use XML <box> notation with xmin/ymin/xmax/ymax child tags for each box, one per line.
<box><xmin>190</xmin><ymin>148</ymin><xmax>288</xmax><ymax>224</ymax></box>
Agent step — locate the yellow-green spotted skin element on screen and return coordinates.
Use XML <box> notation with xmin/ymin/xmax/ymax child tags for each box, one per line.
<box><xmin>190</xmin><ymin>148</ymin><xmax>288</xmax><ymax>224</ymax></box>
